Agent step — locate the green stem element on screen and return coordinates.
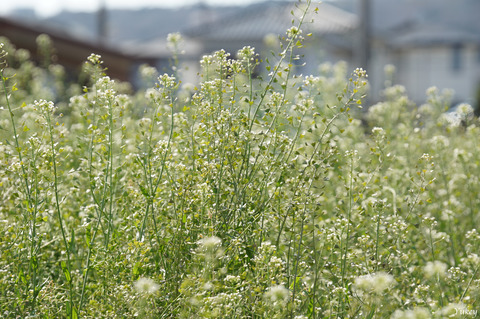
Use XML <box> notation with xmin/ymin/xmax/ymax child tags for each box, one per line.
<box><xmin>45</xmin><ymin>107</ymin><xmax>74</xmax><ymax>318</ymax></box>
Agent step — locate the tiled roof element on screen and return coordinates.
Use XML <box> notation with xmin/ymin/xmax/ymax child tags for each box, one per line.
<box><xmin>389</xmin><ymin>24</ymin><xmax>480</xmax><ymax>48</ymax></box>
<box><xmin>186</xmin><ymin>1</ymin><xmax>357</xmax><ymax>41</ymax></box>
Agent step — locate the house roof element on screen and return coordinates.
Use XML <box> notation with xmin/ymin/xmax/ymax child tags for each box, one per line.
<box><xmin>330</xmin><ymin>0</ymin><xmax>480</xmax><ymax>46</ymax></box>
<box><xmin>389</xmin><ymin>23</ymin><xmax>480</xmax><ymax>48</ymax></box>
<box><xmin>0</xmin><ymin>16</ymin><xmax>155</xmax><ymax>81</ymax></box>
<box><xmin>119</xmin><ymin>37</ymin><xmax>202</xmax><ymax>59</ymax></box>
<box><xmin>186</xmin><ymin>1</ymin><xmax>358</xmax><ymax>42</ymax></box>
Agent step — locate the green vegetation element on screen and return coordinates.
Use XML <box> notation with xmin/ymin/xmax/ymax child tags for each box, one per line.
<box><xmin>0</xmin><ymin>2</ymin><xmax>479</xmax><ymax>318</ymax></box>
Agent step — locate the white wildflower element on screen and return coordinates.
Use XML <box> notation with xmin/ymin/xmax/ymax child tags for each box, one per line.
<box><xmin>436</xmin><ymin>303</ymin><xmax>467</xmax><ymax>317</ymax></box>
<box><xmin>456</xmin><ymin>103</ymin><xmax>474</xmax><ymax>120</ymax></box>
<box><xmin>286</xmin><ymin>26</ymin><xmax>302</xmax><ymax>38</ymax></box>
<box><xmin>198</xmin><ymin>236</ymin><xmax>221</xmax><ymax>250</ymax></box>
<box><xmin>426</xmin><ymin>86</ymin><xmax>438</xmax><ymax>97</ymax></box>
<box><xmin>424</xmin><ymin>260</ymin><xmax>447</xmax><ymax>279</ymax></box>
<box><xmin>158</xmin><ymin>73</ymin><xmax>176</xmax><ymax>88</ymax></box>
<box><xmin>263</xmin><ymin>33</ymin><xmax>279</xmax><ymax>47</ymax></box>
<box><xmin>237</xmin><ymin>46</ymin><xmax>255</xmax><ymax>60</ymax></box>
<box><xmin>138</xmin><ymin>117</ymin><xmax>152</xmax><ymax>129</ymax></box>
<box><xmin>265</xmin><ymin>285</ymin><xmax>290</xmax><ymax>303</ymax></box>
<box><xmin>354</xmin><ymin>272</ymin><xmax>395</xmax><ymax>294</ymax></box>
<box><xmin>430</xmin><ymin>135</ymin><xmax>449</xmax><ymax>149</ymax></box>
<box><xmin>197</xmin><ymin>236</ymin><xmax>223</xmax><ymax>258</ymax></box>
<box><xmin>167</xmin><ymin>32</ymin><xmax>183</xmax><ymax>52</ymax></box>
<box><xmin>391</xmin><ymin>307</ymin><xmax>431</xmax><ymax>319</ymax></box>
<box><xmin>384</xmin><ymin>64</ymin><xmax>396</xmax><ymax>77</ymax></box>
<box><xmin>134</xmin><ymin>277</ymin><xmax>159</xmax><ymax>295</ymax></box>
<box><xmin>87</xmin><ymin>53</ymin><xmax>102</xmax><ymax>65</ymax></box>
<box><xmin>418</xmin><ymin>103</ymin><xmax>434</xmax><ymax>116</ymax></box>
<box><xmin>438</xmin><ymin>112</ymin><xmax>461</xmax><ymax>127</ymax></box>
<box><xmin>139</xmin><ymin>64</ymin><xmax>158</xmax><ymax>81</ymax></box>
<box><xmin>354</xmin><ymin>67</ymin><xmax>368</xmax><ymax>78</ymax></box>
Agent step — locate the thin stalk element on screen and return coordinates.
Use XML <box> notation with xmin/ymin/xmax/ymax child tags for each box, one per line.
<box><xmin>44</xmin><ymin>107</ymin><xmax>74</xmax><ymax>318</ymax></box>
<box><xmin>2</xmin><ymin>71</ymin><xmax>42</xmax><ymax>313</ymax></box>
<box><xmin>139</xmin><ymin>88</ymin><xmax>175</xmax><ymax>241</ymax></box>
<box><xmin>248</xmin><ymin>0</ymin><xmax>311</xmax><ymax>133</ymax></box>
<box><xmin>79</xmin><ymin>72</ymin><xmax>103</xmax><ymax>313</ymax></box>
<box><xmin>460</xmin><ymin>265</ymin><xmax>479</xmax><ymax>302</ymax></box>
<box><xmin>291</xmin><ymin>169</ymin><xmax>317</xmax><ymax>316</ymax></box>
<box><xmin>375</xmin><ymin>214</ymin><xmax>380</xmax><ymax>272</ymax></box>
<box><xmin>104</xmin><ymin>96</ymin><xmax>115</xmax><ymax>249</ymax></box>
<box><xmin>340</xmin><ymin>152</ymin><xmax>354</xmax><ymax>313</ymax></box>
<box><xmin>1</xmin><ymin>71</ymin><xmax>32</xmax><ymax>199</ymax></box>
<box><xmin>29</xmin><ymin>146</ymin><xmax>41</xmax><ymax>311</ymax></box>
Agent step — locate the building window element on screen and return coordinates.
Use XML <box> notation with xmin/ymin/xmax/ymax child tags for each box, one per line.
<box><xmin>452</xmin><ymin>43</ymin><xmax>463</xmax><ymax>71</ymax></box>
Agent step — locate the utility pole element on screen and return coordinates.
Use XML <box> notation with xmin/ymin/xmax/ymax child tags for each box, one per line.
<box><xmin>97</xmin><ymin>0</ymin><xmax>107</xmax><ymax>44</ymax></box>
<box><xmin>358</xmin><ymin>0</ymin><xmax>370</xmax><ymax>71</ymax></box>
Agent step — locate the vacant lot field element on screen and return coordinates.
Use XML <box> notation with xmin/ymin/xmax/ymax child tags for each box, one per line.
<box><xmin>0</xmin><ymin>2</ymin><xmax>479</xmax><ymax>318</ymax></box>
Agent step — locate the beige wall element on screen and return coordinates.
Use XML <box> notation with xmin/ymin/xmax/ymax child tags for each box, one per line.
<box><xmin>395</xmin><ymin>45</ymin><xmax>480</xmax><ymax>104</ymax></box>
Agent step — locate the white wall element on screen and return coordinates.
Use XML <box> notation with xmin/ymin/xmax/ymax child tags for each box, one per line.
<box><xmin>394</xmin><ymin>45</ymin><xmax>480</xmax><ymax>105</ymax></box>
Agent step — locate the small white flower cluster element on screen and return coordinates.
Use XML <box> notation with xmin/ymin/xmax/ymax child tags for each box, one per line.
<box><xmin>167</xmin><ymin>32</ymin><xmax>183</xmax><ymax>48</ymax></box>
<box><xmin>354</xmin><ymin>67</ymin><xmax>368</xmax><ymax>79</ymax></box>
<box><xmin>303</xmin><ymin>75</ymin><xmax>320</xmax><ymax>87</ymax></box>
<box><xmin>423</xmin><ymin>260</ymin><xmax>447</xmax><ymax>279</ymax></box>
<box><xmin>384</xmin><ymin>64</ymin><xmax>396</xmax><ymax>77</ymax></box>
<box><xmin>87</xmin><ymin>53</ymin><xmax>103</xmax><ymax>65</ymax></box>
<box><xmin>371</xmin><ymin>126</ymin><xmax>385</xmax><ymax>136</ymax></box>
<box><xmin>286</xmin><ymin>26</ymin><xmax>302</xmax><ymax>39</ymax></box>
<box><xmin>391</xmin><ymin>307</ymin><xmax>431</xmax><ymax>319</ymax></box>
<box><xmin>439</xmin><ymin>112</ymin><xmax>462</xmax><ymax>127</ymax></box>
<box><xmin>430</xmin><ymin>135</ymin><xmax>449</xmax><ymax>149</ymax></box>
<box><xmin>36</xmin><ymin>34</ymin><xmax>52</xmax><ymax>50</ymax></box>
<box><xmin>264</xmin><ymin>284</ymin><xmax>290</xmax><ymax>305</ymax></box>
<box><xmin>33</xmin><ymin>99</ymin><xmax>56</xmax><ymax>114</ymax></box>
<box><xmin>354</xmin><ymin>272</ymin><xmax>395</xmax><ymax>294</ymax></box>
<box><xmin>197</xmin><ymin>236</ymin><xmax>222</xmax><ymax>252</ymax></box>
<box><xmin>237</xmin><ymin>46</ymin><xmax>255</xmax><ymax>60</ymax></box>
<box><xmin>435</xmin><ymin>303</ymin><xmax>468</xmax><ymax>318</ymax></box>
<box><xmin>384</xmin><ymin>85</ymin><xmax>407</xmax><ymax>99</ymax></box>
<box><xmin>139</xmin><ymin>64</ymin><xmax>158</xmax><ymax>82</ymax></box>
<box><xmin>426</xmin><ymin>86</ymin><xmax>438</xmax><ymax>97</ymax></box>
<box><xmin>456</xmin><ymin>103</ymin><xmax>474</xmax><ymax>120</ymax></box>
<box><xmin>263</xmin><ymin>33</ymin><xmax>279</xmax><ymax>47</ymax></box>
<box><xmin>134</xmin><ymin>277</ymin><xmax>159</xmax><ymax>295</ymax></box>
<box><xmin>0</xmin><ymin>42</ymin><xmax>6</xmax><ymax>68</ymax></box>
<box><xmin>158</xmin><ymin>73</ymin><xmax>177</xmax><ymax>89</ymax></box>
<box><xmin>138</xmin><ymin>117</ymin><xmax>152</xmax><ymax>129</ymax></box>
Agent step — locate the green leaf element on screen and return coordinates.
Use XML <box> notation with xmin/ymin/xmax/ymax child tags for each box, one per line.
<box><xmin>31</xmin><ymin>256</ymin><xmax>38</xmax><ymax>270</ymax></box>
<box><xmin>133</xmin><ymin>262</ymin><xmax>141</xmax><ymax>276</ymax></box>
<box><xmin>72</xmin><ymin>307</ymin><xmax>78</xmax><ymax>319</ymax></box>
<box><xmin>85</xmin><ymin>224</ymin><xmax>92</xmax><ymax>248</ymax></box>
<box><xmin>69</xmin><ymin>228</ymin><xmax>76</xmax><ymax>253</ymax></box>
<box><xmin>61</xmin><ymin>261</ymin><xmax>71</xmax><ymax>282</ymax></box>
<box><xmin>18</xmin><ymin>269</ymin><xmax>27</xmax><ymax>285</ymax></box>
<box><xmin>67</xmin><ymin>302</ymin><xmax>78</xmax><ymax>319</ymax></box>
<box><xmin>139</xmin><ymin>184</ymin><xmax>149</xmax><ymax>198</ymax></box>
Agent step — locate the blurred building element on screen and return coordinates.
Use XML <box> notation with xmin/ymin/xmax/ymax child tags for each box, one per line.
<box><xmin>334</xmin><ymin>0</ymin><xmax>480</xmax><ymax>105</ymax></box>
<box><xmin>0</xmin><ymin>16</ymin><xmax>158</xmax><ymax>83</ymax></box>
<box><xmin>1</xmin><ymin>0</ymin><xmax>479</xmax><ymax>105</ymax></box>
<box><xmin>184</xmin><ymin>1</ymin><xmax>357</xmax><ymax>76</ymax></box>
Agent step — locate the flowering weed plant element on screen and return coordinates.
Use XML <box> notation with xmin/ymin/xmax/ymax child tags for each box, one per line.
<box><xmin>0</xmin><ymin>1</ymin><xmax>479</xmax><ymax>318</ymax></box>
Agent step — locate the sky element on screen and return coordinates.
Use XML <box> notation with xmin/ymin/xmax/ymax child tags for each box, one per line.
<box><xmin>0</xmin><ymin>0</ymin><xmax>263</xmax><ymax>18</ymax></box>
